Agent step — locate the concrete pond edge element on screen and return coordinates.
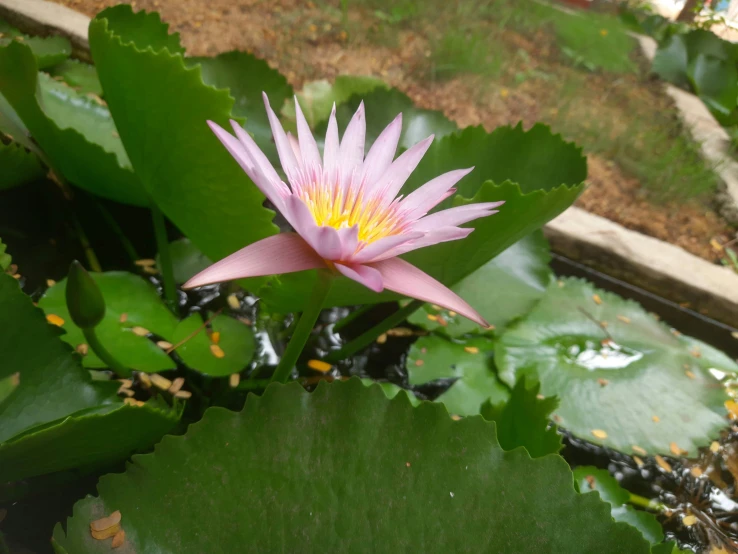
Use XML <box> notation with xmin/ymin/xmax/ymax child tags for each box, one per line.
<box><xmin>3</xmin><ymin>0</ymin><xmax>738</xmax><ymax>328</ymax></box>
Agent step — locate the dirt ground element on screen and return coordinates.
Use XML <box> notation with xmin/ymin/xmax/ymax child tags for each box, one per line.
<box><xmin>54</xmin><ymin>0</ymin><xmax>735</xmax><ymax>262</ymax></box>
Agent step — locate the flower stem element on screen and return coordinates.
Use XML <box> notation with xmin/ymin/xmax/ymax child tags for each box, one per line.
<box><xmin>70</xmin><ymin>214</ymin><xmax>102</xmax><ymax>273</ymax></box>
<box><xmin>628</xmin><ymin>492</ymin><xmax>666</xmax><ymax>512</ymax></box>
<box><xmin>96</xmin><ymin>200</ymin><xmax>139</xmax><ymax>263</ymax></box>
<box><xmin>151</xmin><ymin>205</ymin><xmax>177</xmax><ymax>309</ymax></box>
<box><xmin>270</xmin><ymin>271</ymin><xmax>333</xmax><ymax>383</ymax></box>
<box><xmin>325</xmin><ymin>300</ymin><xmax>423</xmax><ymax>363</ymax></box>
<box><xmin>82</xmin><ymin>326</ymin><xmax>131</xmax><ymax>378</ymax></box>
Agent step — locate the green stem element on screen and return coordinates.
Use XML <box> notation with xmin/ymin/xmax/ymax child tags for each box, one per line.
<box><xmin>82</xmin><ymin>327</ymin><xmax>131</xmax><ymax>378</ymax></box>
<box><xmin>628</xmin><ymin>493</ymin><xmax>666</xmax><ymax>512</ymax></box>
<box><xmin>270</xmin><ymin>271</ymin><xmax>333</xmax><ymax>384</ymax></box>
<box><xmin>96</xmin><ymin>201</ymin><xmax>139</xmax><ymax>263</ymax></box>
<box><xmin>325</xmin><ymin>300</ymin><xmax>424</xmax><ymax>363</ymax></box>
<box><xmin>151</xmin><ymin>205</ymin><xmax>177</xmax><ymax>309</ymax></box>
<box><xmin>70</xmin><ymin>215</ymin><xmax>102</xmax><ymax>273</ymax></box>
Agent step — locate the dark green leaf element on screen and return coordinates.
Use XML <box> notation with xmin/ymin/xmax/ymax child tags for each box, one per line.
<box><xmin>407</xmin><ymin>335</ymin><xmax>508</xmax><ymax>416</ymax></box>
<box><xmin>0</xmin><ymin>236</ymin><xmax>11</xmax><ymax>271</ymax></box>
<box><xmin>573</xmin><ymin>466</ymin><xmax>664</xmax><ymax>545</ymax></box>
<box><xmin>189</xmin><ymin>50</ymin><xmax>293</xmax><ymax>163</ymax></box>
<box><xmin>0</xmin><ymin>41</ymin><xmax>147</xmax><ymax>205</ymax></box>
<box><xmin>481</xmin><ymin>378</ymin><xmax>561</xmax><ymax>458</ymax></box>
<box><xmin>496</xmin><ymin>277</ymin><xmax>733</xmax><ymax>456</ymax></box>
<box><xmin>21</xmin><ymin>36</ymin><xmax>71</xmax><ymax>69</ymax></box>
<box><xmin>39</xmin><ymin>272</ymin><xmax>178</xmax><ymax>373</ymax></box>
<box><xmin>161</xmin><ymin>238</ymin><xmax>213</xmax><ymax>284</ymax></box>
<box><xmin>687</xmin><ymin>54</ymin><xmax>738</xmax><ymax>120</ymax></box>
<box><xmin>52</xmin><ymin>379</ymin><xmax>651</xmax><ymax>553</ymax></box>
<box><xmin>652</xmin><ymin>33</ymin><xmax>689</xmax><ymax>86</ymax></box>
<box><xmin>0</xmin><ymin>399</ymin><xmax>181</xmax><ymax>482</ymax></box>
<box><xmin>408</xmin><ymin>230</ymin><xmax>553</xmax><ymax>336</ymax></box>
<box><xmin>360</xmin><ymin>378</ymin><xmax>421</xmax><ymax>406</ymax></box>
<box><xmin>0</xmin><ymin>140</ymin><xmax>44</xmax><ymax>190</ymax></box>
<box><xmin>172</xmin><ymin>313</ymin><xmax>255</xmax><ymax>377</ymax></box>
<box><xmin>89</xmin><ymin>6</ymin><xmax>278</xmax><ymax>281</ymax></box>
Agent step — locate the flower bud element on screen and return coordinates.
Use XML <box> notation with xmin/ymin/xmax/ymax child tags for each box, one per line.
<box><xmin>65</xmin><ymin>260</ymin><xmax>105</xmax><ymax>329</ymax></box>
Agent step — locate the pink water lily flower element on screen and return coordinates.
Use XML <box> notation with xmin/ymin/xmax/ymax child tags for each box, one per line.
<box><xmin>183</xmin><ymin>94</ymin><xmax>503</xmax><ymax>326</ymax></box>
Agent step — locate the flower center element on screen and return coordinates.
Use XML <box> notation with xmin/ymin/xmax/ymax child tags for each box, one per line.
<box><xmin>299</xmin><ymin>185</ymin><xmax>403</xmax><ymax>244</ymax></box>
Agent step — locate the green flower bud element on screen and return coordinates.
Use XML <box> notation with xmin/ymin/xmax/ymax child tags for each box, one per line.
<box><xmin>65</xmin><ymin>260</ymin><xmax>105</xmax><ymax>329</ymax></box>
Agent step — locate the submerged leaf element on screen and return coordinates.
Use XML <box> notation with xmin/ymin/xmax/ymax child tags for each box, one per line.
<box><xmin>0</xmin><ymin>140</ymin><xmax>44</xmax><ymax>190</ymax></box>
<box><xmin>53</xmin><ymin>379</ymin><xmax>651</xmax><ymax>553</ymax></box>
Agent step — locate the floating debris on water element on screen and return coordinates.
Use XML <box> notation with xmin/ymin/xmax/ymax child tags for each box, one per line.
<box><xmin>210</xmin><ymin>344</ymin><xmax>225</xmax><ymax>358</ymax></box>
<box><xmin>46</xmin><ymin>314</ymin><xmax>64</xmax><ymax>327</ymax></box>
<box><xmin>308</xmin><ymin>359</ymin><xmax>332</xmax><ymax>373</ymax></box>
<box><xmin>591</xmin><ymin>429</ymin><xmax>607</xmax><ymax>439</ymax></box>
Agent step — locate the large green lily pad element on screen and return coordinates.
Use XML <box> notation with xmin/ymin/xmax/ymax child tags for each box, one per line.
<box><xmin>573</xmin><ymin>466</ymin><xmax>664</xmax><ymax>545</ymax></box>
<box><xmin>39</xmin><ymin>272</ymin><xmax>178</xmax><ymax>373</ymax></box>
<box><xmin>0</xmin><ymin>140</ymin><xmax>44</xmax><ymax>190</ymax></box>
<box><xmin>408</xmin><ymin>230</ymin><xmax>553</xmax><ymax>336</ymax></box>
<box><xmin>0</xmin><ymin>41</ymin><xmax>146</xmax><ymax>205</ymax></box>
<box><xmin>408</xmin><ymin>335</ymin><xmax>508</xmax><ymax>416</ymax></box>
<box><xmin>52</xmin><ymin>379</ymin><xmax>650</xmax><ymax>553</ymax></box>
<box><xmin>160</xmin><ymin>238</ymin><xmax>212</xmax><ymax>284</ymax></box>
<box><xmin>172</xmin><ymin>313</ymin><xmax>255</xmax><ymax>377</ymax></box>
<box><xmin>259</xmin><ymin>124</ymin><xmax>584</xmax><ymax>311</ymax></box>
<box><xmin>89</xmin><ymin>6</ymin><xmax>278</xmax><ymax>286</ymax></box>
<box><xmin>189</xmin><ymin>50</ymin><xmax>293</xmax><ymax>163</ymax></box>
<box><xmin>496</xmin><ymin>278</ymin><xmax>733</xmax><ymax>456</ymax></box>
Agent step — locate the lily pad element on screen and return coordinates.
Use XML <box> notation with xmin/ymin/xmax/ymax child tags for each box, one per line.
<box><xmin>407</xmin><ymin>335</ymin><xmax>508</xmax><ymax>416</ymax></box>
<box><xmin>0</xmin><ymin>268</ymin><xmax>180</xmax><ymax>482</ymax></box>
<box><xmin>0</xmin><ymin>399</ymin><xmax>181</xmax><ymax>482</ymax></box>
<box><xmin>52</xmin><ymin>379</ymin><xmax>650</xmax><ymax>553</ymax></box>
<box><xmin>161</xmin><ymin>238</ymin><xmax>212</xmax><ymax>284</ymax></box>
<box><xmin>408</xmin><ymin>230</ymin><xmax>553</xmax><ymax>336</ymax></box>
<box><xmin>260</xmin><ymin>124</ymin><xmax>584</xmax><ymax>312</ymax></box>
<box><xmin>0</xmin><ymin>272</ymin><xmax>115</xmax><ymax>444</ymax></box>
<box><xmin>89</xmin><ymin>6</ymin><xmax>278</xmax><ymax>286</ymax></box>
<box><xmin>0</xmin><ymin>236</ymin><xmax>11</xmax><ymax>271</ymax></box>
<box><xmin>496</xmin><ymin>278</ymin><xmax>733</xmax><ymax>456</ymax></box>
<box><xmin>0</xmin><ymin>140</ymin><xmax>44</xmax><ymax>190</ymax></box>
<box><xmin>39</xmin><ymin>272</ymin><xmax>178</xmax><ymax>373</ymax></box>
<box><xmin>189</xmin><ymin>50</ymin><xmax>293</xmax><ymax>163</ymax></box>
<box><xmin>0</xmin><ymin>20</ymin><xmax>71</xmax><ymax>69</ymax></box>
<box><xmin>573</xmin><ymin>466</ymin><xmax>664</xmax><ymax>545</ymax></box>
<box><xmin>481</xmin><ymin>378</ymin><xmax>561</xmax><ymax>458</ymax></box>
<box><xmin>47</xmin><ymin>59</ymin><xmax>103</xmax><ymax>96</ymax></box>
<box><xmin>0</xmin><ymin>41</ymin><xmax>146</xmax><ymax>206</ymax></box>
<box><xmin>172</xmin><ymin>313</ymin><xmax>255</xmax><ymax>377</ymax></box>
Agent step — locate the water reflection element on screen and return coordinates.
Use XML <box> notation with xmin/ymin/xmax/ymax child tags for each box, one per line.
<box><xmin>560</xmin><ymin>339</ymin><xmax>643</xmax><ymax>371</ymax></box>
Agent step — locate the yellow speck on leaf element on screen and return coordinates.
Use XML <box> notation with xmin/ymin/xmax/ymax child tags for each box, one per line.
<box><xmin>46</xmin><ymin>314</ymin><xmax>64</xmax><ymax>327</ymax></box>
<box><xmin>414</xmin><ymin>359</ymin><xmax>424</xmax><ymax>367</ymax></box>
<box><xmin>376</xmin><ymin>333</ymin><xmax>387</xmax><ymax>344</ymax></box>
<box><xmin>134</xmin><ymin>258</ymin><xmax>155</xmax><ymax>267</ymax></box>
<box><xmin>227</xmin><ymin>294</ymin><xmax>240</xmax><ymax>310</ymax></box>
<box><xmin>617</xmin><ymin>315</ymin><xmax>631</xmax><ymax>324</ymax></box>
<box><xmin>500</xmin><ymin>88</ymin><xmax>509</xmax><ymax>98</ymax></box>
<box><xmin>119</xmin><ymin>312</ymin><xmax>128</xmax><ymax>323</ymax></box>
<box><xmin>652</xmin><ymin>415</ymin><xmax>660</xmax><ymax>423</ymax></box>
<box><xmin>168</xmin><ymin>377</ymin><xmax>184</xmax><ymax>394</ymax></box>
<box><xmin>633</xmin><ymin>456</ymin><xmax>644</xmax><ymax>467</ymax></box>
<box><xmin>111</xmin><ymin>529</ymin><xmax>126</xmax><ymax>548</ymax></box>
<box><xmin>655</xmin><ymin>455</ymin><xmax>672</xmax><ymax>472</ymax></box>
<box><xmin>131</xmin><ymin>326</ymin><xmax>149</xmax><ymax>336</ymax></box>
<box><xmin>599</xmin><ymin>28</ymin><xmax>608</xmax><ymax>36</ymax></box>
<box><xmin>427</xmin><ymin>314</ymin><xmax>439</xmax><ymax>322</ymax></box>
<box><xmin>150</xmin><ymin>373</ymin><xmax>172</xmax><ymax>391</ymax></box>
<box><xmin>76</xmin><ymin>343</ymin><xmax>89</xmax><ymax>356</ymax></box>
<box><xmin>632</xmin><ymin>445</ymin><xmax>647</xmax><ymax>456</ymax></box>
<box><xmin>710</xmin><ymin>441</ymin><xmax>720</xmax><ymax>453</ymax></box>
<box><xmin>211</xmin><ymin>331</ymin><xmax>221</xmax><ymax>344</ymax></box>
<box><xmin>464</xmin><ymin>346</ymin><xmax>480</xmax><ymax>354</ymax></box>
<box><xmin>597</xmin><ymin>378</ymin><xmax>609</xmax><ymax>387</ymax></box>
<box><xmin>175</xmin><ymin>390</ymin><xmax>192</xmax><ymax>399</ymax></box>
<box><xmin>210</xmin><ymin>344</ymin><xmax>225</xmax><ymax>358</ymax></box>
<box><xmin>229</xmin><ymin>373</ymin><xmax>240</xmax><ymax>388</ymax></box>
<box><xmin>448</xmin><ymin>311</ymin><xmax>457</xmax><ymax>317</ymax></box>
<box><xmin>685</xmin><ymin>370</ymin><xmax>695</xmax><ymax>379</ymax></box>
<box><xmin>691</xmin><ymin>467</ymin><xmax>703</xmax><ymax>477</ymax></box>
<box><xmin>591</xmin><ymin>429</ymin><xmax>607</xmax><ymax>439</ymax></box>
<box><xmin>307</xmin><ymin>359</ymin><xmax>331</xmax><ymax>373</ymax></box>
<box><xmin>592</xmin><ymin>294</ymin><xmax>602</xmax><ymax>305</ymax></box>
<box><xmin>156</xmin><ymin>340</ymin><xmax>173</xmax><ymax>350</ymax></box>
<box><xmin>90</xmin><ymin>510</ymin><xmax>121</xmax><ymax>533</ymax></box>
<box><xmin>138</xmin><ymin>373</ymin><xmax>151</xmax><ymax>389</ymax></box>
<box><xmin>670</xmin><ymin>442</ymin><xmax>684</xmax><ymax>456</ymax></box>
<box><xmin>46</xmin><ymin>279</ymin><xmax>56</xmax><ymax>287</ymax></box>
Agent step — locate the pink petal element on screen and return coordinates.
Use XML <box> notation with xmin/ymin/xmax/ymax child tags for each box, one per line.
<box><xmin>336</xmin><ymin>225</ymin><xmax>360</xmax><ymax>259</ymax></box>
<box><xmin>294</xmin><ymin>97</ymin><xmax>322</xmax><ymax>170</ymax></box>
<box><xmin>350</xmin><ymin>231</ymin><xmax>424</xmax><ymax>264</ymax></box>
<box><xmin>286</xmin><ymin>132</ymin><xmax>302</xmax><ymax>164</ymax></box>
<box><xmin>323</xmin><ymin>103</ymin><xmax>340</xmax><ymax>176</ymax></box>
<box><xmin>399</xmin><ymin>168</ymin><xmax>473</xmax><ymax>220</ymax></box>
<box><xmin>182</xmin><ymin>234</ymin><xmax>325</xmax><ymax>289</ymax></box>
<box><xmin>208</xmin><ymin>121</ymin><xmax>285</xmax><ymax>208</ymax></box>
<box><xmin>339</xmin><ymin>101</ymin><xmax>366</xmax><ymax>187</ymax></box>
<box><xmin>376</xmin><ymin>227</ymin><xmax>473</xmax><ymax>260</ymax></box>
<box><xmin>263</xmin><ymin>92</ymin><xmax>299</xmax><ymax>183</ymax></box>
<box><xmin>334</xmin><ymin>263</ymin><xmax>384</xmax><ymax>293</ymax></box>
<box><xmin>310</xmin><ymin>226</ymin><xmax>343</xmax><ymax>260</ymax></box>
<box><xmin>283</xmin><ymin>195</ymin><xmax>318</xmax><ymax>238</ymax></box>
<box><xmin>370</xmin><ymin>257</ymin><xmax>488</xmax><ymax>327</ymax></box>
<box><xmin>370</xmin><ymin>135</ymin><xmax>433</xmax><ymax>204</ymax></box>
<box><xmin>361</xmin><ymin>113</ymin><xmax>402</xmax><ymax>188</ymax></box>
<box><xmin>229</xmin><ymin>120</ymin><xmax>289</xmax><ymax>197</ymax></box>
<box><xmin>414</xmin><ymin>202</ymin><xmax>504</xmax><ymax>231</ymax></box>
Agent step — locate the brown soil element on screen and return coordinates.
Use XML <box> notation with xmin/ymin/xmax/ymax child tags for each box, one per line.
<box><xmin>54</xmin><ymin>0</ymin><xmax>735</xmax><ymax>262</ymax></box>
